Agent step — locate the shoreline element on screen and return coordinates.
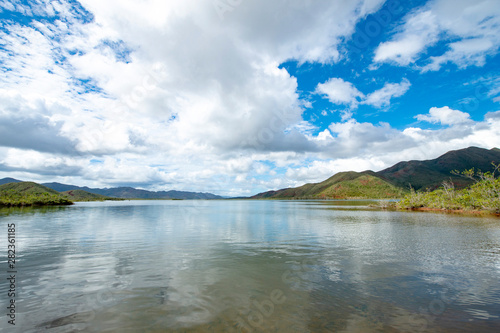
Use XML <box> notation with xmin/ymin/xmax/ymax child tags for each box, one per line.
<box><xmin>401</xmin><ymin>206</ymin><xmax>500</xmax><ymax>217</ymax></box>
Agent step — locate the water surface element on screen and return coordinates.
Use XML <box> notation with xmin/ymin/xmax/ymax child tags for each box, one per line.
<box><xmin>1</xmin><ymin>200</ymin><xmax>500</xmax><ymax>332</ymax></box>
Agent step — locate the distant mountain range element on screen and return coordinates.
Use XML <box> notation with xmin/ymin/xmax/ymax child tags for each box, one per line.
<box><xmin>0</xmin><ymin>177</ymin><xmax>22</xmax><ymax>186</ymax></box>
<box><xmin>0</xmin><ymin>179</ymin><xmax>224</xmax><ymax>200</ymax></box>
<box><xmin>60</xmin><ymin>189</ymin><xmax>122</xmax><ymax>202</ymax></box>
<box><xmin>1</xmin><ymin>146</ymin><xmax>499</xmax><ymax>201</ymax></box>
<box><xmin>252</xmin><ymin>146</ymin><xmax>500</xmax><ymax>199</ymax></box>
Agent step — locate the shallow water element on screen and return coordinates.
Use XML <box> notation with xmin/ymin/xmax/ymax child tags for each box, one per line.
<box><xmin>1</xmin><ymin>200</ymin><xmax>500</xmax><ymax>332</ymax></box>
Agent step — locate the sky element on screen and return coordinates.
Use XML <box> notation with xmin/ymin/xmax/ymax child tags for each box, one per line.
<box><xmin>0</xmin><ymin>0</ymin><xmax>499</xmax><ymax>196</ymax></box>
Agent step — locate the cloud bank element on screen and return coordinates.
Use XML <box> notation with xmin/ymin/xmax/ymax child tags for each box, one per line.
<box><xmin>0</xmin><ymin>0</ymin><xmax>499</xmax><ymax>196</ymax></box>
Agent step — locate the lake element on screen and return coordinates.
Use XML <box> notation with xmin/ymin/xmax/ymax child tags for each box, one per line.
<box><xmin>1</xmin><ymin>200</ymin><xmax>500</xmax><ymax>332</ymax></box>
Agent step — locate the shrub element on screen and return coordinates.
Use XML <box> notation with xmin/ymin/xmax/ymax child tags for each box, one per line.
<box><xmin>397</xmin><ymin>164</ymin><xmax>500</xmax><ymax>214</ymax></box>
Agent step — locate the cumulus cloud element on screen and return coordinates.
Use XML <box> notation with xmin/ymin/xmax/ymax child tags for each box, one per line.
<box><xmin>0</xmin><ymin>0</ymin><xmax>389</xmax><ymax>187</ymax></box>
<box><xmin>0</xmin><ymin>97</ymin><xmax>77</xmax><ymax>154</ymax></box>
<box><xmin>285</xmin><ymin>111</ymin><xmax>500</xmax><ymax>185</ymax></box>
<box><xmin>363</xmin><ymin>78</ymin><xmax>411</xmax><ymax>108</ymax></box>
<box><xmin>317</xmin><ymin>78</ymin><xmax>411</xmax><ymax>110</ymax></box>
<box><xmin>415</xmin><ymin>106</ymin><xmax>472</xmax><ymax>126</ymax></box>
<box><xmin>316</xmin><ymin>78</ymin><xmax>364</xmax><ymax>108</ymax></box>
<box><xmin>374</xmin><ymin>0</ymin><xmax>500</xmax><ymax>71</ymax></box>
<box><xmin>0</xmin><ymin>0</ymin><xmax>499</xmax><ymax>196</ymax></box>
<box><xmin>374</xmin><ymin>10</ymin><xmax>439</xmax><ymax>66</ymax></box>
<box><xmin>423</xmin><ymin>38</ymin><xmax>495</xmax><ymax>72</ymax></box>
<box><xmin>0</xmin><ymin>149</ymin><xmax>84</xmax><ymax>177</ymax></box>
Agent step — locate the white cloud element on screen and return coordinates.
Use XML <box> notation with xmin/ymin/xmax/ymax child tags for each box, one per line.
<box><xmin>316</xmin><ymin>129</ymin><xmax>334</xmax><ymax>142</ymax></box>
<box><xmin>423</xmin><ymin>38</ymin><xmax>495</xmax><ymax>72</ymax></box>
<box><xmin>317</xmin><ymin>78</ymin><xmax>411</xmax><ymax>110</ymax></box>
<box><xmin>415</xmin><ymin>106</ymin><xmax>471</xmax><ymax>126</ymax></box>
<box><xmin>327</xmin><ymin>119</ymin><xmax>414</xmax><ymax>157</ymax></box>
<box><xmin>363</xmin><ymin>78</ymin><xmax>411</xmax><ymax>108</ymax></box>
<box><xmin>374</xmin><ymin>0</ymin><xmax>500</xmax><ymax>70</ymax></box>
<box><xmin>0</xmin><ymin>0</ymin><xmax>499</xmax><ymax>196</ymax></box>
<box><xmin>316</xmin><ymin>78</ymin><xmax>364</xmax><ymax>108</ymax></box>
<box><xmin>284</xmin><ymin>158</ymin><xmax>386</xmax><ymax>185</ymax></box>
<box><xmin>0</xmin><ymin>1</ymin><xmax>417</xmax><ymax>196</ymax></box>
<box><xmin>279</xmin><ymin>111</ymin><xmax>500</xmax><ymax>186</ymax></box>
<box><xmin>374</xmin><ymin>10</ymin><xmax>439</xmax><ymax>65</ymax></box>
<box><xmin>270</xmin><ymin>108</ymin><xmax>500</xmax><ymax>187</ymax></box>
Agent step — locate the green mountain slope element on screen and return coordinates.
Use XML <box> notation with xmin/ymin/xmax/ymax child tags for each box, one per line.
<box><xmin>61</xmin><ymin>190</ymin><xmax>123</xmax><ymax>202</ymax></box>
<box><xmin>0</xmin><ymin>182</ymin><xmax>73</xmax><ymax>207</ymax></box>
<box><xmin>252</xmin><ymin>171</ymin><xmax>405</xmax><ymax>199</ymax></box>
<box><xmin>377</xmin><ymin>146</ymin><xmax>500</xmax><ymax>190</ymax></box>
<box><xmin>0</xmin><ymin>182</ymin><xmax>62</xmax><ymax>195</ymax></box>
<box><xmin>251</xmin><ymin>146</ymin><xmax>500</xmax><ymax>200</ymax></box>
<box><xmin>316</xmin><ymin>174</ymin><xmax>406</xmax><ymax>199</ymax></box>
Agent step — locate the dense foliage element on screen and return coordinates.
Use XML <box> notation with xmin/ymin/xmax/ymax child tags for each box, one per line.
<box><xmin>0</xmin><ymin>189</ymin><xmax>73</xmax><ymax>207</ymax></box>
<box><xmin>397</xmin><ymin>166</ymin><xmax>500</xmax><ymax>214</ymax></box>
<box><xmin>0</xmin><ymin>182</ymin><xmax>73</xmax><ymax>207</ymax></box>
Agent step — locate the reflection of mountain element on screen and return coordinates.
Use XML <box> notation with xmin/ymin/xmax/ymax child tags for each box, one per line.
<box><xmin>253</xmin><ymin>146</ymin><xmax>500</xmax><ymax>199</ymax></box>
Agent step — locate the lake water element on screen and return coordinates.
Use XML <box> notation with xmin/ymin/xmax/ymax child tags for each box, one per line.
<box><xmin>1</xmin><ymin>200</ymin><xmax>500</xmax><ymax>332</ymax></box>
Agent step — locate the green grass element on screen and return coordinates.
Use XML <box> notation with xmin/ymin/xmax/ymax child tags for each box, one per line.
<box><xmin>0</xmin><ymin>182</ymin><xmax>73</xmax><ymax>207</ymax></box>
<box><xmin>397</xmin><ymin>168</ymin><xmax>500</xmax><ymax>214</ymax></box>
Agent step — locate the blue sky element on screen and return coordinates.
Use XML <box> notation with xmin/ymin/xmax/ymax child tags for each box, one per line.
<box><xmin>0</xmin><ymin>0</ymin><xmax>499</xmax><ymax>196</ymax></box>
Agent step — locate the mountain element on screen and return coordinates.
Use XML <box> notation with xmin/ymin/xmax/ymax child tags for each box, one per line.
<box><xmin>0</xmin><ymin>181</ymin><xmax>62</xmax><ymax>195</ymax></box>
<box><xmin>43</xmin><ymin>182</ymin><xmax>83</xmax><ymax>192</ymax></box>
<box><xmin>252</xmin><ymin>171</ymin><xmax>405</xmax><ymax>199</ymax></box>
<box><xmin>0</xmin><ymin>177</ymin><xmax>22</xmax><ymax>185</ymax></box>
<box><xmin>61</xmin><ymin>190</ymin><xmax>123</xmax><ymax>202</ymax></box>
<box><xmin>252</xmin><ymin>146</ymin><xmax>500</xmax><ymax>199</ymax></box>
<box><xmin>377</xmin><ymin>146</ymin><xmax>500</xmax><ymax>190</ymax></box>
<box><xmin>0</xmin><ymin>177</ymin><xmax>224</xmax><ymax>200</ymax></box>
<box><xmin>42</xmin><ymin>183</ymin><xmax>223</xmax><ymax>199</ymax></box>
<box><xmin>0</xmin><ymin>182</ymin><xmax>73</xmax><ymax>206</ymax></box>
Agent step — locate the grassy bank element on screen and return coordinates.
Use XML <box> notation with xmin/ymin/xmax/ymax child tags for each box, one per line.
<box><xmin>397</xmin><ymin>167</ymin><xmax>500</xmax><ymax>215</ymax></box>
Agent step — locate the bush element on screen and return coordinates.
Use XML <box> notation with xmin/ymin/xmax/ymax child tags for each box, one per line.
<box><xmin>397</xmin><ymin>165</ymin><xmax>500</xmax><ymax>214</ymax></box>
<box><xmin>0</xmin><ymin>190</ymin><xmax>73</xmax><ymax>207</ymax></box>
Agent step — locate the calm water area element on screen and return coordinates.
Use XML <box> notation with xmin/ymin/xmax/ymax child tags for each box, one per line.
<box><xmin>1</xmin><ymin>200</ymin><xmax>499</xmax><ymax>332</ymax></box>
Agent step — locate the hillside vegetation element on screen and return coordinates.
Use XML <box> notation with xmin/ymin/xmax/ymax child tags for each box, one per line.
<box><xmin>0</xmin><ymin>182</ymin><xmax>73</xmax><ymax>207</ymax></box>
<box><xmin>252</xmin><ymin>147</ymin><xmax>500</xmax><ymax>200</ymax></box>
<box><xmin>61</xmin><ymin>190</ymin><xmax>123</xmax><ymax>202</ymax></box>
<box><xmin>397</xmin><ymin>166</ymin><xmax>500</xmax><ymax>214</ymax></box>
<box><xmin>252</xmin><ymin>171</ymin><xmax>405</xmax><ymax>199</ymax></box>
<box><xmin>378</xmin><ymin>147</ymin><xmax>500</xmax><ymax>190</ymax></box>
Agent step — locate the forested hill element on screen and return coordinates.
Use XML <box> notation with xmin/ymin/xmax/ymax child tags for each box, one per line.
<box><xmin>252</xmin><ymin>147</ymin><xmax>500</xmax><ymax>199</ymax></box>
